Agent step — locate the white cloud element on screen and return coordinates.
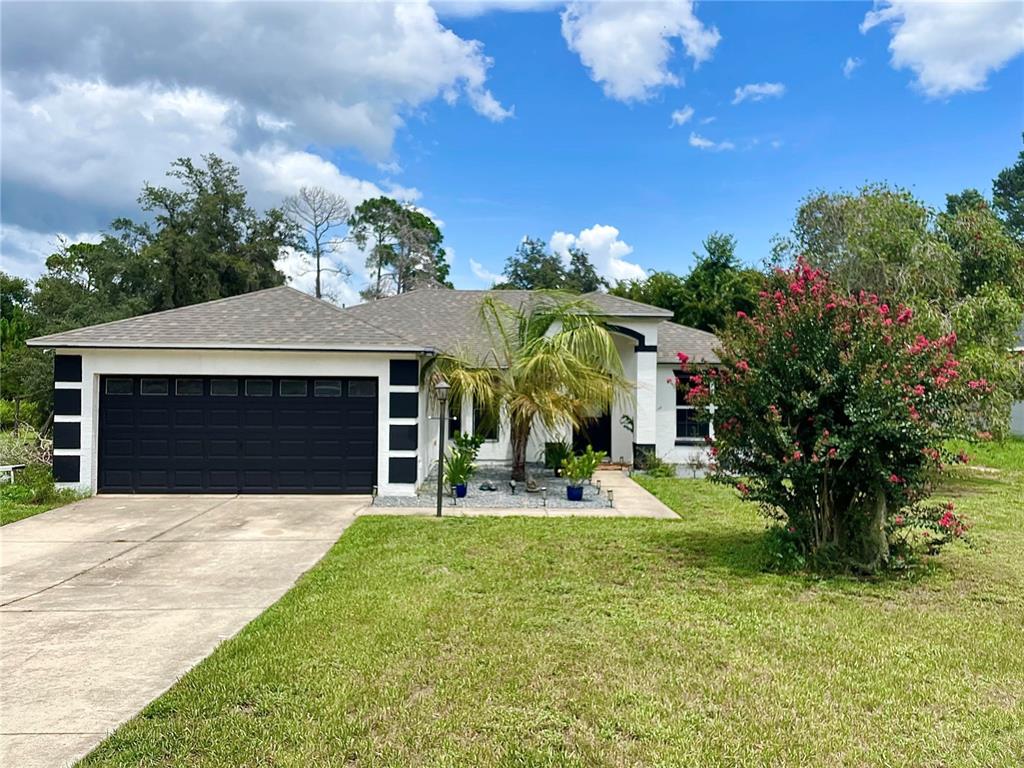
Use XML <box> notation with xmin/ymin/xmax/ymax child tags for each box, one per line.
<box><xmin>560</xmin><ymin>1</ymin><xmax>721</xmax><ymax>102</ymax></box>
<box><xmin>0</xmin><ymin>77</ymin><xmax>417</xmax><ymax>280</ymax></box>
<box><xmin>0</xmin><ymin>224</ymin><xmax>103</xmax><ymax>280</ymax></box>
<box><xmin>860</xmin><ymin>1</ymin><xmax>1024</xmax><ymax>98</ymax></box>
<box><xmin>732</xmin><ymin>82</ymin><xmax>786</xmax><ymax>104</ymax></box>
<box><xmin>688</xmin><ymin>132</ymin><xmax>735</xmax><ymax>151</ymax></box>
<box><xmin>1</xmin><ymin>1</ymin><xmax>510</xmax><ymax>159</ymax></box>
<box><xmin>435</xmin><ymin>1</ymin><xmax>557</xmax><ymax>18</ymax></box>
<box><xmin>550</xmin><ymin>224</ymin><xmax>646</xmax><ymax>283</ymax></box>
<box><xmin>469</xmin><ymin>258</ymin><xmax>503</xmax><ymax>285</ymax></box>
<box><xmin>670</xmin><ymin>105</ymin><xmax>695</xmax><ymax>126</ymax></box>
<box><xmin>843</xmin><ymin>56</ymin><xmax>864</xmax><ymax>79</ymax></box>
<box><xmin>700</xmin><ymin>115</ymin><xmax>717</xmax><ymax>124</ymax></box>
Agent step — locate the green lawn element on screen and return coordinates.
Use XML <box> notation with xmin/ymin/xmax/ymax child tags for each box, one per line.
<box><xmin>82</xmin><ymin>449</ymin><xmax>1023</xmax><ymax>767</ymax></box>
<box><xmin>0</xmin><ymin>493</ymin><xmax>79</xmax><ymax>526</ymax></box>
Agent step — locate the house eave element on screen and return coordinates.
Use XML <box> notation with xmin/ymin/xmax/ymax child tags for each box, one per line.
<box><xmin>26</xmin><ymin>340</ymin><xmax>435</xmax><ymax>355</ymax></box>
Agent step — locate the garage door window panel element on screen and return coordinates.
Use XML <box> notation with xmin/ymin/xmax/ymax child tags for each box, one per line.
<box><xmin>246</xmin><ymin>379</ymin><xmax>273</xmax><ymax>397</ymax></box>
<box><xmin>141</xmin><ymin>378</ymin><xmax>169</xmax><ymax>396</ymax></box>
<box><xmin>211</xmin><ymin>379</ymin><xmax>238</xmax><ymax>396</ymax></box>
<box><xmin>106</xmin><ymin>378</ymin><xmax>133</xmax><ymax>395</ymax></box>
<box><xmin>176</xmin><ymin>378</ymin><xmax>203</xmax><ymax>396</ymax></box>
<box><xmin>280</xmin><ymin>380</ymin><xmax>307</xmax><ymax>397</ymax></box>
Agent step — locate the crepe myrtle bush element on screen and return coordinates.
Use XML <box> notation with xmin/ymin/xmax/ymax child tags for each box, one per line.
<box><xmin>681</xmin><ymin>260</ymin><xmax>981</xmax><ymax>573</ymax></box>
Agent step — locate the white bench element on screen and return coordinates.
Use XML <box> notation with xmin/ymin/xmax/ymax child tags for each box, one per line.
<box><xmin>0</xmin><ymin>465</ymin><xmax>26</xmax><ymax>484</ymax></box>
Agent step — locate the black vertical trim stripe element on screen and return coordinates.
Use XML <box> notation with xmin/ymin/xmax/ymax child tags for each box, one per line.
<box><xmin>389</xmin><ymin>359</ymin><xmax>419</xmax><ymax>387</ymax></box>
<box><xmin>54</xmin><ymin>355</ymin><xmax>83</xmax><ymax>382</ymax></box>
<box><xmin>53</xmin><ymin>421</ymin><xmax>81</xmax><ymax>450</ymax></box>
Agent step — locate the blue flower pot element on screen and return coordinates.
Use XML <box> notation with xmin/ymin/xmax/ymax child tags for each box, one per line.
<box><xmin>566</xmin><ymin>485</ymin><xmax>584</xmax><ymax>501</ymax></box>
<box><xmin>455</xmin><ymin>483</ymin><xmax>467</xmax><ymax>498</ymax></box>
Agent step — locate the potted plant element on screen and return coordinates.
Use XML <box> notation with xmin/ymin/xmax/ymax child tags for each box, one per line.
<box><xmin>561</xmin><ymin>445</ymin><xmax>607</xmax><ymax>501</ymax></box>
<box><xmin>543</xmin><ymin>440</ymin><xmax>572</xmax><ymax>476</ymax></box>
<box><xmin>445</xmin><ymin>432</ymin><xmax>485</xmax><ymax>498</ymax></box>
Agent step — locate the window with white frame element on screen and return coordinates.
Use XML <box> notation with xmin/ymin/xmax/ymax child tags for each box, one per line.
<box><xmin>675</xmin><ymin>370</ymin><xmax>710</xmax><ymax>443</ymax></box>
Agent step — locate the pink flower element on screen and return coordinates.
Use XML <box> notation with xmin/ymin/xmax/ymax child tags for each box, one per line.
<box><xmin>894</xmin><ymin>515</ymin><xmax>905</xmax><ymax>526</ymax></box>
<box><xmin>736</xmin><ymin>310</ymin><xmax>748</xmax><ymax>320</ymax></box>
<box><xmin>792</xmin><ymin>449</ymin><xmax>803</xmax><ymax>461</ymax></box>
<box><xmin>889</xmin><ymin>473</ymin><xmax>903</xmax><ymax>484</ymax></box>
<box><xmin>677</xmin><ymin>352</ymin><xmax>689</xmax><ymax>365</ymax></box>
<box><xmin>912</xmin><ymin>384</ymin><xmax>926</xmax><ymax>396</ymax></box>
<box><xmin>735</xmin><ymin>360</ymin><xmax>750</xmax><ymax>373</ymax></box>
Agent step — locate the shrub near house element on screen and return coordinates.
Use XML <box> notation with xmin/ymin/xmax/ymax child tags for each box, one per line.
<box><xmin>686</xmin><ymin>260</ymin><xmax>980</xmax><ymax>573</ymax></box>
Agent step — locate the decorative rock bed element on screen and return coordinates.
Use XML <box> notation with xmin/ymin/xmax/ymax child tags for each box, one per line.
<box><xmin>373</xmin><ymin>464</ymin><xmax>619</xmax><ymax>509</ymax></box>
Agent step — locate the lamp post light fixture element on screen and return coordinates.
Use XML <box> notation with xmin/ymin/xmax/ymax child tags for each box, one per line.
<box><xmin>607</xmin><ymin>489</ymin><xmax>615</xmax><ymax>508</ymax></box>
<box><xmin>434</xmin><ymin>377</ymin><xmax>451</xmax><ymax>518</ymax></box>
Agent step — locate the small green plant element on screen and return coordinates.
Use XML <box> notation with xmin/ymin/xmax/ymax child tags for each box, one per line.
<box><xmin>543</xmin><ymin>441</ymin><xmax>572</xmax><ymax>473</ymax></box>
<box><xmin>1</xmin><ymin>462</ymin><xmax>81</xmax><ymax>505</ymax></box>
<box><xmin>562</xmin><ymin>445</ymin><xmax>607</xmax><ymax>486</ymax></box>
<box><xmin>444</xmin><ymin>432</ymin><xmax>485</xmax><ymax>489</ymax></box>
<box><xmin>643</xmin><ymin>454</ymin><xmax>676</xmax><ymax>478</ymax></box>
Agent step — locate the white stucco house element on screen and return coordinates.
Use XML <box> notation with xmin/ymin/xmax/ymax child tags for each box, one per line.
<box><xmin>27</xmin><ymin>286</ymin><xmax>719</xmax><ymax>495</ymax></box>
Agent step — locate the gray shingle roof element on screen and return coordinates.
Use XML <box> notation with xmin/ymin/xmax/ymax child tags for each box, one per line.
<box><xmin>656</xmin><ymin>321</ymin><xmax>721</xmax><ymax>365</ymax></box>
<box><xmin>27</xmin><ymin>285</ymin><xmax>717</xmax><ymax>364</ymax></box>
<box><xmin>343</xmin><ymin>288</ymin><xmax>715</xmax><ymax>363</ymax></box>
<box><xmin>27</xmin><ymin>286</ymin><xmax>426</xmax><ymax>351</ymax></box>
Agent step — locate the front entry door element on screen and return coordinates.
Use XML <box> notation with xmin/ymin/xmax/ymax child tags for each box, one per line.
<box><xmin>573</xmin><ymin>411</ymin><xmax>612</xmax><ymax>455</ymax></box>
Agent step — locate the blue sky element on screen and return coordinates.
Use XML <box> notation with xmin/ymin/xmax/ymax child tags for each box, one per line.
<box><xmin>2</xmin><ymin>1</ymin><xmax>1022</xmax><ymax>302</ymax></box>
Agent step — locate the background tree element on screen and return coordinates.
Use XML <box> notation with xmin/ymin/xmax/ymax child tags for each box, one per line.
<box><xmin>283</xmin><ymin>186</ymin><xmax>351</xmax><ymax>299</ymax></box>
<box><xmin>610</xmin><ymin>271</ymin><xmax>688</xmax><ymax>322</ymax></box>
<box><xmin>993</xmin><ymin>132</ymin><xmax>1024</xmax><ymax>239</ymax></box>
<box><xmin>774</xmin><ymin>181</ymin><xmax>1024</xmax><ymax>435</ymax></box>
<box><xmin>771</xmin><ymin>183</ymin><xmax>960</xmax><ymax>302</ymax></box>
<box><xmin>349</xmin><ymin>197</ymin><xmax>450</xmax><ymax>300</ymax></box>
<box><xmin>1</xmin><ymin>272</ymin><xmax>31</xmax><ymax>351</ymax></box>
<box><xmin>687</xmin><ymin>262</ymin><xmax>975</xmax><ymax>573</ymax></box>
<box><xmin>1</xmin><ymin>155</ymin><xmax>296</xmax><ymax>427</ymax></box>
<box><xmin>134</xmin><ymin>155</ymin><xmax>293</xmax><ymax>310</ymax></box>
<box><xmin>428</xmin><ymin>293</ymin><xmax>627</xmax><ymax>480</ymax></box>
<box><xmin>610</xmin><ymin>233</ymin><xmax>760</xmax><ymax>331</ymax></box>
<box><xmin>563</xmin><ymin>247</ymin><xmax>607</xmax><ymax>292</ymax></box>
<box><xmin>497</xmin><ymin>237</ymin><xmax>568</xmax><ymax>290</ymax></box>
<box><xmin>495</xmin><ymin>237</ymin><xmax>606</xmax><ymax>292</ymax></box>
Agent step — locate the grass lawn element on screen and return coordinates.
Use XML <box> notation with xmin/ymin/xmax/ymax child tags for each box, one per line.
<box><xmin>82</xmin><ymin>446</ymin><xmax>1023</xmax><ymax>767</ymax></box>
<box><xmin>0</xmin><ymin>493</ymin><xmax>79</xmax><ymax>526</ymax></box>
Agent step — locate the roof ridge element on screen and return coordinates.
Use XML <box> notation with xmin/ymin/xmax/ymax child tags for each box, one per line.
<box><xmin>659</xmin><ymin>319</ymin><xmax>719</xmax><ymax>338</ymax></box>
<box><xmin>286</xmin><ymin>286</ymin><xmax>425</xmax><ymax>347</ymax></box>
<box><xmin>586</xmin><ymin>291</ymin><xmax>673</xmax><ymax>315</ymax></box>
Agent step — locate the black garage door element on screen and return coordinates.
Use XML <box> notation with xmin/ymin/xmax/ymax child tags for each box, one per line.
<box><xmin>98</xmin><ymin>375</ymin><xmax>378</xmax><ymax>493</ymax></box>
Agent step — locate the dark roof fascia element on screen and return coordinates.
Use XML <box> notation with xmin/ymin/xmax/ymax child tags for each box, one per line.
<box><xmin>26</xmin><ymin>341</ymin><xmax>434</xmax><ymax>354</ymax></box>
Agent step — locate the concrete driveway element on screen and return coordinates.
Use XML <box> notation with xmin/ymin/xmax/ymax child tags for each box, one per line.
<box><xmin>0</xmin><ymin>494</ymin><xmax>368</xmax><ymax>768</ymax></box>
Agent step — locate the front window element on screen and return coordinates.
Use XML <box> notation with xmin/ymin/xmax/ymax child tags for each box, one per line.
<box><xmin>448</xmin><ymin>395</ymin><xmax>462</xmax><ymax>439</ymax></box>
<box><xmin>675</xmin><ymin>370</ymin><xmax>710</xmax><ymax>443</ymax></box>
<box><xmin>473</xmin><ymin>398</ymin><xmax>499</xmax><ymax>442</ymax></box>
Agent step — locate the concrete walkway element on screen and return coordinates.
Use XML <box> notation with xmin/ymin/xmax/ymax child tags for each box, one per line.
<box><xmin>0</xmin><ymin>494</ymin><xmax>366</xmax><ymax>768</ymax></box>
<box><xmin>358</xmin><ymin>470</ymin><xmax>678</xmax><ymax>518</ymax></box>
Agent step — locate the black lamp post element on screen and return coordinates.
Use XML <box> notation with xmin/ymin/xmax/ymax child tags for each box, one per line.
<box><xmin>434</xmin><ymin>377</ymin><xmax>451</xmax><ymax>518</ymax></box>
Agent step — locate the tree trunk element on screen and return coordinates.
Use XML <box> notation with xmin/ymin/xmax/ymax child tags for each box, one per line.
<box><xmin>314</xmin><ymin>248</ymin><xmax>322</xmax><ymax>299</ymax></box>
<box><xmin>510</xmin><ymin>421</ymin><xmax>531</xmax><ymax>481</ymax></box>
<box><xmin>857</xmin><ymin>487</ymin><xmax>890</xmax><ymax>574</ymax></box>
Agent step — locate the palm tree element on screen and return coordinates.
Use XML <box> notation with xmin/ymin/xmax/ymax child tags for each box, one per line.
<box><xmin>427</xmin><ymin>293</ymin><xmax>628</xmax><ymax>481</ymax></box>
